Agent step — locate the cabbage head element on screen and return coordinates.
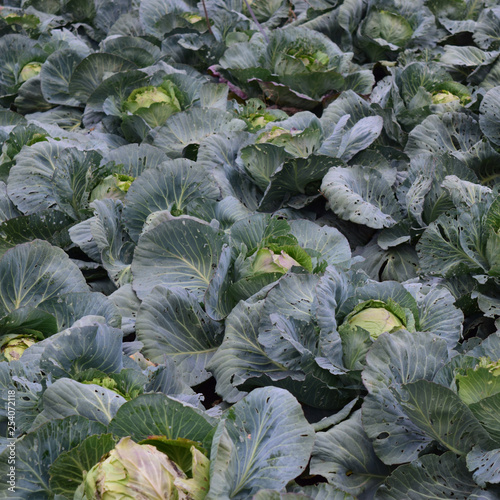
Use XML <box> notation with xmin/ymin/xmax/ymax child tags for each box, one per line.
<box><xmin>342</xmin><ymin>299</ymin><xmax>406</xmax><ymax>340</ymax></box>
<box><xmin>19</xmin><ymin>62</ymin><xmax>42</xmax><ymax>82</ymax></box>
<box><xmin>124</xmin><ymin>80</ymin><xmax>184</xmax><ymax>127</ymax></box>
<box><xmin>78</xmin><ymin>437</ymin><xmax>209</xmax><ymax>499</ymax></box>
<box><xmin>2</xmin><ymin>336</ymin><xmax>36</xmax><ymax>361</ymax></box>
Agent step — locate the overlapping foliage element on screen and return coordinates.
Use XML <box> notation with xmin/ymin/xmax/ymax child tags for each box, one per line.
<box><xmin>1</xmin><ymin>0</ymin><xmax>500</xmax><ymax>498</ymax></box>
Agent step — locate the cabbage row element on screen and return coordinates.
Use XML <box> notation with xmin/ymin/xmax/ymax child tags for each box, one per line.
<box><xmin>1</xmin><ymin>0</ymin><xmax>500</xmax><ymax>498</ymax></box>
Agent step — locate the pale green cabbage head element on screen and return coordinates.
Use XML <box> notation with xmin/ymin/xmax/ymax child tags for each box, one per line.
<box><xmin>2</xmin><ymin>337</ymin><xmax>36</xmax><ymax>361</ymax></box>
<box><xmin>432</xmin><ymin>90</ymin><xmax>460</xmax><ymax>104</ymax></box>
<box><xmin>19</xmin><ymin>62</ymin><xmax>42</xmax><ymax>82</ymax></box>
<box><xmin>82</xmin><ymin>437</ymin><xmax>186</xmax><ymax>499</ymax></box>
<box><xmin>346</xmin><ymin>300</ymin><xmax>404</xmax><ymax>339</ymax></box>
<box><xmin>79</xmin><ymin>437</ymin><xmax>210</xmax><ymax>500</ymax></box>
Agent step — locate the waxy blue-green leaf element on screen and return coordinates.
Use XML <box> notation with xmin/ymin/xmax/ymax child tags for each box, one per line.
<box><xmin>0</xmin><ymin>209</ymin><xmax>74</xmax><ymax>256</ymax></box>
<box><xmin>479</xmin><ymin>86</ymin><xmax>500</xmax><ymax>146</ymax></box>
<box><xmin>39</xmin><ymin>322</ymin><xmax>123</xmax><ymax>379</ymax></box>
<box><xmin>474</xmin><ymin>8</ymin><xmax>500</xmax><ymax>50</ymax></box>
<box><xmin>132</xmin><ymin>218</ymin><xmax>224</xmax><ymax>300</ymax></box>
<box><xmin>209</xmin><ymin>300</ymin><xmax>290</xmax><ymax>403</ymax></box>
<box><xmin>38</xmin><ymin>291</ymin><xmax>121</xmax><ymax>331</ymax></box>
<box><xmin>238</xmin><ymin>143</ymin><xmax>291</xmax><ymax>191</ymax></box>
<box><xmin>469</xmin><ymin>393</ymin><xmax>500</xmax><ymax>442</ymax></box>
<box><xmin>0</xmin><ymin>35</ymin><xmax>47</xmax><ymax>96</ymax></box>
<box><xmin>102</xmin><ymin>143</ymin><xmax>167</xmax><ymax>178</ymax></box>
<box><xmin>417</xmin><ymin>204</ymin><xmax>491</xmax><ymax>278</ymax></box>
<box><xmin>90</xmin><ymin>199</ymin><xmax>135</xmax><ymax>286</ymax></box>
<box><xmin>7</xmin><ymin>140</ymin><xmax>71</xmax><ymax>215</ymax></box>
<box><xmin>34</xmin><ymin>378</ymin><xmax>126</xmax><ymax>427</ymax></box>
<box><xmin>136</xmin><ymin>285</ymin><xmax>223</xmax><ymax>386</ymax></box>
<box><xmin>69</xmin><ymin>53</ymin><xmax>138</xmax><ymax>102</ymax></box>
<box><xmin>289</xmin><ymin>219</ymin><xmax>351</xmax><ymax>268</ymax></box>
<box><xmin>123</xmin><ymin>158</ymin><xmax>219</xmax><ymax>242</ymax></box>
<box><xmin>321</xmin><ymin>166</ymin><xmax>400</xmax><ymax>229</ymax></box>
<box><xmin>0</xmin><ymin>416</ymin><xmax>106</xmax><ymax>499</ymax></box>
<box><xmin>150</xmin><ymin>108</ymin><xmax>242</xmax><ymax>158</ymax></box>
<box><xmin>405</xmin><ymin>113</ymin><xmax>482</xmax><ymax>158</ymax></box>
<box><xmin>0</xmin><ymin>240</ymin><xmax>88</xmax><ymax>315</ymax></box>
<box><xmin>207</xmin><ymin>387</ymin><xmax>315</xmax><ymax>499</ymax></box>
<box><xmin>396</xmin><ymin>380</ymin><xmax>494</xmax><ymax>454</ymax></box>
<box><xmin>109</xmin><ymin>393</ymin><xmax>216</xmax><ymax>447</ymax></box>
<box><xmin>49</xmin><ymin>433</ymin><xmax>117</xmax><ymax>497</ymax></box>
<box><xmin>209</xmin><ymin>294</ymin><xmax>351</xmax><ymax>409</ymax></box>
<box><xmin>376</xmin><ymin>452</ymin><xmax>477</xmax><ymax>499</ymax></box>
<box><xmin>362</xmin><ymin>331</ymin><xmax>450</xmax><ymax>464</ymax></box>
<box><xmin>310</xmin><ymin>409</ymin><xmax>391</xmax><ymax>496</ymax></box>
<box><xmin>467</xmin><ymin>447</ymin><xmax>500</xmax><ymax>487</ymax></box>
<box><xmin>259</xmin><ymin>155</ymin><xmax>342</xmax><ymax>211</ymax></box>
<box><xmin>40</xmin><ymin>48</ymin><xmax>90</xmax><ymax>106</ymax></box>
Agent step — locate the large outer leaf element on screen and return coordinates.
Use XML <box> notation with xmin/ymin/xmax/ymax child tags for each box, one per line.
<box><xmin>396</xmin><ymin>380</ymin><xmax>494</xmax><ymax>454</ymax></box>
<box><xmin>39</xmin><ymin>323</ymin><xmax>123</xmax><ymax>379</ymax></box>
<box><xmin>352</xmin><ymin>241</ymin><xmax>419</xmax><ymax>282</ymax></box>
<box><xmin>132</xmin><ymin>218</ymin><xmax>224</xmax><ymax>300</ymax></box>
<box><xmin>150</xmin><ymin>108</ymin><xmax>240</xmax><ymax>158</ymax></box>
<box><xmin>139</xmin><ymin>0</ymin><xmax>196</xmax><ymax>37</ymax></box>
<box><xmin>405</xmin><ymin>113</ymin><xmax>482</xmax><ymax>158</ymax></box>
<box><xmin>0</xmin><ymin>362</ymin><xmax>43</xmax><ymax>435</ymax></box>
<box><xmin>289</xmin><ymin>219</ymin><xmax>351</xmax><ymax>267</ymax></box>
<box><xmin>204</xmin><ymin>245</ymin><xmax>235</xmax><ymax>321</ymax></box>
<box><xmin>467</xmin><ymin>447</ymin><xmax>500</xmax><ymax>487</ymax></box>
<box><xmin>417</xmin><ymin>204</ymin><xmax>490</xmax><ymax>278</ymax></box>
<box><xmin>321</xmin><ymin>116</ymin><xmax>384</xmax><ymax>162</ymax></box>
<box><xmin>90</xmin><ymin>199</ymin><xmax>134</xmax><ymax>286</ymax></box>
<box><xmin>38</xmin><ymin>291</ymin><xmax>121</xmax><ymax>331</ymax></box>
<box><xmin>0</xmin><ymin>240</ymin><xmax>87</xmax><ymax>315</ymax></box>
<box><xmin>8</xmin><ymin>143</ymin><xmax>102</xmax><ymax>220</ymax></box>
<box><xmin>0</xmin><ymin>210</ymin><xmax>74</xmax><ymax>257</ymax></box>
<box><xmin>8</xmin><ymin>140</ymin><xmax>69</xmax><ymax>215</ymax></box>
<box><xmin>321</xmin><ymin>166</ymin><xmax>399</xmax><ymax>229</ymax></box>
<box><xmin>69</xmin><ymin>53</ymin><xmax>138</xmax><ymax>102</ymax></box>
<box><xmin>208</xmin><ymin>296</ymin><xmax>349</xmax><ymax>409</ymax></box>
<box><xmin>376</xmin><ymin>452</ymin><xmax>477</xmax><ymax>499</ymax></box>
<box><xmin>102</xmin><ymin>143</ymin><xmax>167</xmax><ymax>177</ymax></box>
<box><xmin>35</xmin><ymin>378</ymin><xmax>126</xmax><ymax>426</ymax></box>
<box><xmin>479</xmin><ymin>86</ymin><xmax>500</xmax><ymax>146</ymax></box>
<box><xmin>263</xmin><ymin>273</ymin><xmax>319</xmax><ymax>323</ymax></box>
<box><xmin>469</xmin><ymin>393</ymin><xmax>500</xmax><ymax>442</ymax></box>
<box><xmin>239</xmin><ymin>143</ymin><xmax>290</xmax><ymax>191</ymax></box>
<box><xmin>40</xmin><ymin>48</ymin><xmax>89</xmax><ymax>106</ymax></box>
<box><xmin>123</xmin><ymin>158</ymin><xmax>219</xmax><ymax>242</ymax></box>
<box><xmin>474</xmin><ymin>8</ymin><xmax>500</xmax><ymax>50</ymax></box>
<box><xmin>310</xmin><ymin>409</ymin><xmax>391</xmax><ymax>497</ymax></box>
<box><xmin>406</xmin><ymin>283</ymin><xmax>464</xmax><ymax>348</ymax></box>
<box><xmin>109</xmin><ymin>393</ymin><xmax>216</xmax><ymax>446</ymax></box>
<box><xmin>52</xmin><ymin>149</ymin><xmax>103</xmax><ymax>220</ymax></box>
<box><xmin>0</xmin><ymin>417</ymin><xmax>106</xmax><ymax>499</ymax></box>
<box><xmin>49</xmin><ymin>433</ymin><xmax>116</xmax><ymax>497</ymax></box>
<box><xmin>136</xmin><ymin>285</ymin><xmax>223</xmax><ymax>386</ymax></box>
<box><xmin>362</xmin><ymin>330</ymin><xmax>450</xmax><ymax>465</ymax></box>
<box><xmin>209</xmin><ymin>300</ymin><xmax>289</xmax><ymax>403</ymax></box>
<box><xmin>207</xmin><ymin>387</ymin><xmax>315</xmax><ymax>499</ymax></box>
<box><xmin>259</xmin><ymin>155</ymin><xmax>343</xmax><ymax>211</ymax></box>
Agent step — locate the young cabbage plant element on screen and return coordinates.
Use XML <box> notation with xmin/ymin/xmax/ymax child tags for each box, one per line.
<box><xmin>218</xmin><ymin>27</ymin><xmax>373</xmax><ymax>109</ymax></box>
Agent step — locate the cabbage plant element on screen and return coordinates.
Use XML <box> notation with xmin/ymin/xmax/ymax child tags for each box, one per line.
<box><xmin>218</xmin><ymin>27</ymin><xmax>374</xmax><ymax>109</ymax></box>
